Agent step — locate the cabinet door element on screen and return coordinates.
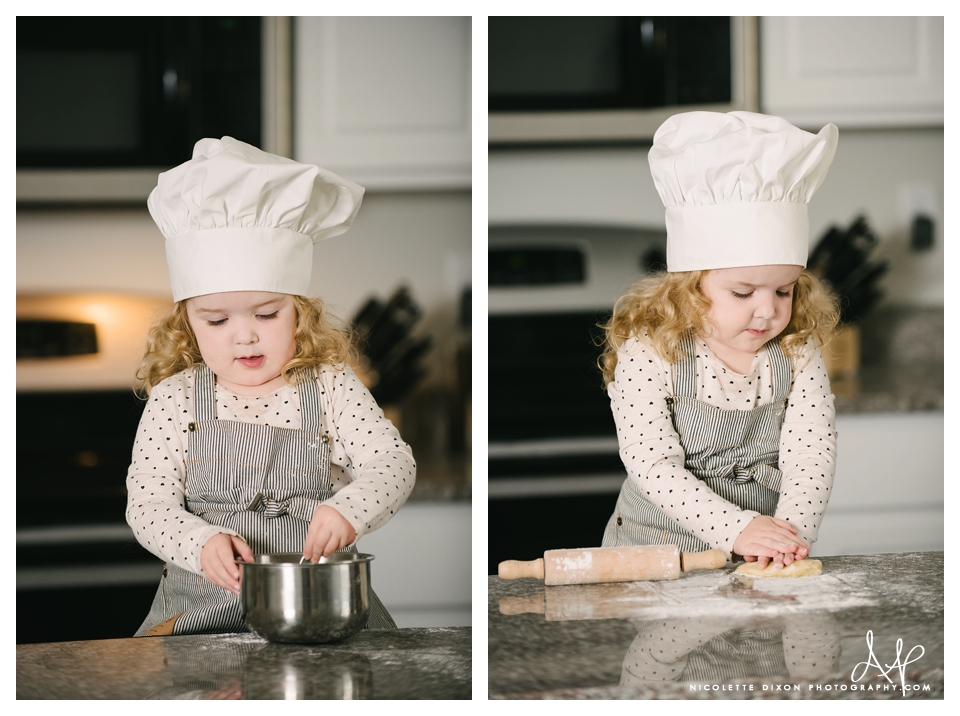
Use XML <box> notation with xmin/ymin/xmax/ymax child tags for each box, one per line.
<box><xmin>357</xmin><ymin>502</ymin><xmax>471</xmax><ymax>627</ymax></box>
<box><xmin>294</xmin><ymin>17</ymin><xmax>471</xmax><ymax>190</ymax></box>
<box><xmin>760</xmin><ymin>17</ymin><xmax>943</xmax><ymax>128</ymax></box>
<box><xmin>813</xmin><ymin>412</ymin><xmax>943</xmax><ymax>556</ymax></box>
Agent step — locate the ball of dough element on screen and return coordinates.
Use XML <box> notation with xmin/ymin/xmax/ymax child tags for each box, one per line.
<box><xmin>734</xmin><ymin>559</ymin><xmax>822</xmax><ymax>578</ymax></box>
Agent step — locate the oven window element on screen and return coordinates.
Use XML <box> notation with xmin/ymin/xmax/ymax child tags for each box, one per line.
<box><xmin>489</xmin><ymin>311</ymin><xmax>614</xmax><ymax>441</ymax></box>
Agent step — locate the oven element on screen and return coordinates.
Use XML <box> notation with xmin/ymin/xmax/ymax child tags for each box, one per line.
<box><xmin>16</xmin><ymin>389</ymin><xmax>163</xmax><ymax>644</ymax></box>
<box><xmin>487</xmin><ymin>224</ymin><xmax>665</xmax><ymax>573</ymax></box>
<box><xmin>16</xmin><ymin>293</ymin><xmax>171</xmax><ymax>644</ymax></box>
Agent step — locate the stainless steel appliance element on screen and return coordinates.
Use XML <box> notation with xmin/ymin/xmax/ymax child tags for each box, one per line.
<box><xmin>16</xmin><ymin>293</ymin><xmax>169</xmax><ymax>643</ymax></box>
<box><xmin>17</xmin><ymin>16</ymin><xmax>291</xmax><ymax>203</ymax></box>
<box><xmin>487</xmin><ymin>224</ymin><xmax>665</xmax><ymax>573</ymax></box>
<box><xmin>489</xmin><ymin>16</ymin><xmax>758</xmax><ymax>143</ymax></box>
<box><xmin>16</xmin><ymin>389</ymin><xmax>162</xmax><ymax>644</ymax></box>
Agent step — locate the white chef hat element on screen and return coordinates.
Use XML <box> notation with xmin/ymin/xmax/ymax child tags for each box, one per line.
<box><xmin>648</xmin><ymin>111</ymin><xmax>838</xmax><ymax>272</ymax></box>
<box><xmin>148</xmin><ymin>136</ymin><xmax>364</xmax><ymax>302</ymax></box>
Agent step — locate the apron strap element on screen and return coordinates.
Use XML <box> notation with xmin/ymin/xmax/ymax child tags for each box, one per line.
<box><xmin>672</xmin><ymin>332</ymin><xmax>699</xmax><ymax>399</ymax></box>
<box><xmin>674</xmin><ymin>334</ymin><xmax>792</xmax><ymax>404</ymax></box>
<box><xmin>194</xmin><ymin>363</ymin><xmax>218</xmax><ymax>421</ymax></box>
<box><xmin>192</xmin><ymin>365</ymin><xmax>323</xmax><ymax>433</ymax></box>
<box><xmin>767</xmin><ymin>340</ymin><xmax>793</xmax><ymax>404</ymax></box>
<box><xmin>297</xmin><ymin>368</ymin><xmax>322</xmax><ymax>435</ymax></box>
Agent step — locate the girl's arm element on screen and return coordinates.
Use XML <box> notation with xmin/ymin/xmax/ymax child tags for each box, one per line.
<box><xmin>295</xmin><ymin>365</ymin><xmax>416</xmax><ymax>547</ymax></box>
<box><xmin>774</xmin><ymin>339</ymin><xmax>837</xmax><ymax>548</ymax></box>
<box><xmin>609</xmin><ymin>336</ymin><xmax>762</xmax><ymax>559</ymax></box>
<box><xmin>125</xmin><ymin>372</ymin><xmax>244</xmax><ymax>576</ymax></box>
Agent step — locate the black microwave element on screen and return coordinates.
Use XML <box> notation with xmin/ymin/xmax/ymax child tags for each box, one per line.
<box><xmin>488</xmin><ymin>16</ymin><xmax>758</xmax><ymax>144</ymax></box>
<box><xmin>17</xmin><ymin>16</ymin><xmax>289</xmax><ymax>203</ymax></box>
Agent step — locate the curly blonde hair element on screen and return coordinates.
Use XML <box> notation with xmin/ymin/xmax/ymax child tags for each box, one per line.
<box><xmin>599</xmin><ymin>269</ymin><xmax>840</xmax><ymax>386</ymax></box>
<box><xmin>135</xmin><ymin>295</ymin><xmax>356</xmax><ymax>396</ymax></box>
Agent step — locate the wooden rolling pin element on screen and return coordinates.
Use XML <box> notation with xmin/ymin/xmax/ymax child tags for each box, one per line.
<box><xmin>498</xmin><ymin>545</ymin><xmax>727</xmax><ymax>586</ymax></box>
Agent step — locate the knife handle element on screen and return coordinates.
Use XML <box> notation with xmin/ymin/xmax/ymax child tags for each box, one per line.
<box><xmin>498</xmin><ymin>558</ymin><xmax>545</xmax><ymax>581</ymax></box>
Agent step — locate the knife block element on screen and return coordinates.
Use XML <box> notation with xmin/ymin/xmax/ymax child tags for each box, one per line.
<box><xmin>822</xmin><ymin>324</ymin><xmax>860</xmax><ymax>397</ymax></box>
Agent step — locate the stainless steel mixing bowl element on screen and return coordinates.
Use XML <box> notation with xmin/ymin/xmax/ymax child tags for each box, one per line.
<box><xmin>238</xmin><ymin>552</ymin><xmax>374</xmax><ymax>644</ymax></box>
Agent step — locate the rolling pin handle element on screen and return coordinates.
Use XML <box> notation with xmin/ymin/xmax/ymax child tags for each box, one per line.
<box><xmin>498</xmin><ymin>558</ymin><xmax>545</xmax><ymax>581</ymax></box>
<box><xmin>680</xmin><ymin>549</ymin><xmax>728</xmax><ymax>572</ymax></box>
<box><xmin>499</xmin><ymin>594</ymin><xmax>546</xmax><ymax>615</ymax></box>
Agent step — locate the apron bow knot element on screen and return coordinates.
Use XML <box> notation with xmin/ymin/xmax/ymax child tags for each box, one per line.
<box><xmin>714</xmin><ymin>463</ymin><xmax>755</xmax><ymax>483</ymax></box>
<box><xmin>260</xmin><ymin>496</ymin><xmax>290</xmax><ymax>519</ymax></box>
<box><xmin>244</xmin><ymin>492</ymin><xmax>290</xmax><ymax>518</ymax></box>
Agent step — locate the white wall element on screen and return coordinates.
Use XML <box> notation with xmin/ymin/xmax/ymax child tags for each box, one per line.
<box><xmin>488</xmin><ymin>128</ymin><xmax>943</xmax><ymax>307</ymax></box>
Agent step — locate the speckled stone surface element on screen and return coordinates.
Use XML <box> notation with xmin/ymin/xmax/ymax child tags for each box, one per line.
<box><xmin>489</xmin><ymin>552</ymin><xmax>943</xmax><ymax>699</ymax></box>
<box><xmin>408</xmin><ymin>454</ymin><xmax>471</xmax><ymax>501</ymax></box>
<box><xmin>17</xmin><ymin>626</ymin><xmax>471</xmax><ymax>699</ymax></box>
<box><xmin>835</xmin><ymin>307</ymin><xmax>943</xmax><ymax>414</ymax></box>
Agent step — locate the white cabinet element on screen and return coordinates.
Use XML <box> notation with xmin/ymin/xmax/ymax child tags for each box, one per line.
<box><xmin>760</xmin><ymin>17</ymin><xmax>943</xmax><ymax>129</ymax></box>
<box><xmin>293</xmin><ymin>17</ymin><xmax>471</xmax><ymax>191</ymax></box>
<box><xmin>813</xmin><ymin>412</ymin><xmax>943</xmax><ymax>557</ymax></box>
<box><xmin>357</xmin><ymin>501</ymin><xmax>471</xmax><ymax>627</ymax></box>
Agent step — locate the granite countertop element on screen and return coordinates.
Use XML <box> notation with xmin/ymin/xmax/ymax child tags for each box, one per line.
<box><xmin>18</xmin><ymin>626</ymin><xmax>471</xmax><ymax>699</ymax></box>
<box><xmin>408</xmin><ymin>453</ymin><xmax>471</xmax><ymax>501</ymax></box>
<box><xmin>488</xmin><ymin>552</ymin><xmax>943</xmax><ymax>700</ymax></box>
<box><xmin>835</xmin><ymin>362</ymin><xmax>943</xmax><ymax>414</ymax></box>
<box><xmin>834</xmin><ymin>306</ymin><xmax>943</xmax><ymax>414</ymax></box>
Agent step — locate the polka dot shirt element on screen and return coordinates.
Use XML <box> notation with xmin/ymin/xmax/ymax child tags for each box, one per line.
<box><xmin>125</xmin><ymin>365</ymin><xmax>416</xmax><ymax>575</ymax></box>
<box><xmin>609</xmin><ymin>333</ymin><xmax>836</xmax><ymax>557</ymax></box>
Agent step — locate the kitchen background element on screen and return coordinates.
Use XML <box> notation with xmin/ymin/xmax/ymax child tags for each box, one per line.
<box><xmin>487</xmin><ymin>16</ymin><xmax>943</xmax><ymax>573</ymax></box>
<box><xmin>17</xmin><ymin>16</ymin><xmax>472</xmax><ymax>643</ymax></box>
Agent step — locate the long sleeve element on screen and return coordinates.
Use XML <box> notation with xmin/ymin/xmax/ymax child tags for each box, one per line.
<box><xmin>305</xmin><ymin>365</ymin><xmax>416</xmax><ymax>541</ymax></box>
<box><xmin>774</xmin><ymin>340</ymin><xmax>837</xmax><ymax>547</ymax></box>
<box><xmin>608</xmin><ymin>336</ymin><xmax>762</xmax><ymax>557</ymax></box>
<box><xmin>125</xmin><ymin>371</ymin><xmax>241</xmax><ymax>574</ymax></box>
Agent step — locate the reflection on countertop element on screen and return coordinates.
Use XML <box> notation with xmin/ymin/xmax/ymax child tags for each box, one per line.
<box><xmin>17</xmin><ymin>626</ymin><xmax>471</xmax><ymax>699</ymax></box>
<box><xmin>488</xmin><ymin>552</ymin><xmax>943</xmax><ymax>700</ymax></box>
<box><xmin>833</xmin><ymin>306</ymin><xmax>942</xmax><ymax>414</ymax></box>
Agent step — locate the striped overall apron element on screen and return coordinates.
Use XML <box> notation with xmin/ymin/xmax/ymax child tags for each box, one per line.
<box><xmin>136</xmin><ymin>364</ymin><xmax>395</xmax><ymax>636</ymax></box>
<box><xmin>602</xmin><ymin>334</ymin><xmax>791</xmax><ymax>552</ymax></box>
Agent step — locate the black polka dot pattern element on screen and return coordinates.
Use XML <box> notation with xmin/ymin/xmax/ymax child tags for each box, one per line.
<box><xmin>607</xmin><ymin>333</ymin><xmax>836</xmax><ymax>556</ymax></box>
<box><xmin>125</xmin><ymin>366</ymin><xmax>416</xmax><ymax>574</ymax></box>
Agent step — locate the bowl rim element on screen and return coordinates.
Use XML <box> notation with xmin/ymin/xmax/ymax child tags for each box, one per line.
<box><xmin>236</xmin><ymin>552</ymin><xmax>375</xmax><ymax>567</ymax></box>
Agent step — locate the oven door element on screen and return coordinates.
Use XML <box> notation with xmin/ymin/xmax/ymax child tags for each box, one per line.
<box><xmin>487</xmin><ymin>224</ymin><xmax>666</xmax><ymax>574</ymax></box>
<box><xmin>487</xmin><ymin>310</ymin><xmax>626</xmax><ymax>574</ymax></box>
<box><xmin>16</xmin><ymin>390</ymin><xmax>162</xmax><ymax>644</ymax></box>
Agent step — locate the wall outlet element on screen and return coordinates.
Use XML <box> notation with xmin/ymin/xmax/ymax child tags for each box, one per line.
<box><xmin>897</xmin><ymin>182</ymin><xmax>938</xmax><ymax>252</ymax></box>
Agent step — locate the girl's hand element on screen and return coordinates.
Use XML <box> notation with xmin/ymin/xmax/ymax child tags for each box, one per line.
<box><xmin>733</xmin><ymin>516</ymin><xmax>809</xmax><ymax>569</ymax></box>
<box><xmin>303</xmin><ymin>505</ymin><xmax>357</xmax><ymax>563</ymax></box>
<box><xmin>200</xmin><ymin>533</ymin><xmax>254</xmax><ymax>594</ymax></box>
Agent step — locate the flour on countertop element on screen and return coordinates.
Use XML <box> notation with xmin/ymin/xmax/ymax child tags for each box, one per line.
<box><xmin>542</xmin><ymin>569</ymin><xmax>877</xmax><ymax>621</ymax></box>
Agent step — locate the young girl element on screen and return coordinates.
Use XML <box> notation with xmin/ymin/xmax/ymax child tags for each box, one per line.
<box><xmin>601</xmin><ymin>111</ymin><xmax>840</xmax><ymax>570</ymax></box>
<box><xmin>126</xmin><ymin>137</ymin><xmax>415</xmax><ymax>636</ymax></box>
